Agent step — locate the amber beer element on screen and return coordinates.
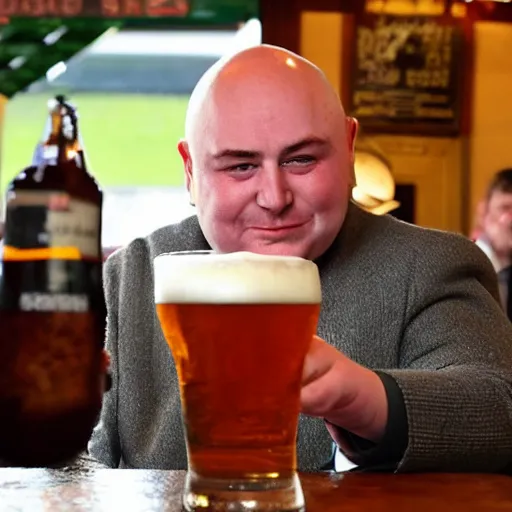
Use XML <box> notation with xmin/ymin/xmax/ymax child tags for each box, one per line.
<box><xmin>154</xmin><ymin>251</ymin><xmax>321</xmax><ymax>511</ymax></box>
<box><xmin>0</xmin><ymin>96</ymin><xmax>106</xmax><ymax>466</ymax></box>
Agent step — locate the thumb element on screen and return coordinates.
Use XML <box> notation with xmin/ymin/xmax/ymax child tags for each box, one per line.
<box><xmin>302</xmin><ymin>335</ymin><xmax>340</xmax><ymax>386</ymax></box>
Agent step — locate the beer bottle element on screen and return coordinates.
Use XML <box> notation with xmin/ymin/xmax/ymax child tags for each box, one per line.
<box><xmin>0</xmin><ymin>95</ymin><xmax>106</xmax><ymax>466</ymax></box>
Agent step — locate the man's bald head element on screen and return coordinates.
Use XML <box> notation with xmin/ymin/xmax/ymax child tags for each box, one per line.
<box><xmin>184</xmin><ymin>45</ymin><xmax>348</xmax><ymax>155</ymax></box>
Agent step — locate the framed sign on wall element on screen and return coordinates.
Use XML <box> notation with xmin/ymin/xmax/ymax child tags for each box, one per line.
<box><xmin>349</xmin><ymin>13</ymin><xmax>465</xmax><ymax>136</ymax></box>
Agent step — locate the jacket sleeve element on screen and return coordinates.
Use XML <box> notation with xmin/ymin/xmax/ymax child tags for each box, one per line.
<box><xmin>87</xmin><ymin>253</ymin><xmax>122</xmax><ymax>468</ymax></box>
<box><xmin>385</xmin><ymin>234</ymin><xmax>512</xmax><ymax>473</ymax></box>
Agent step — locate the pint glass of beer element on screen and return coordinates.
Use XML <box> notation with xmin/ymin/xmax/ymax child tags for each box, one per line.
<box><xmin>154</xmin><ymin>250</ymin><xmax>321</xmax><ymax>511</ymax></box>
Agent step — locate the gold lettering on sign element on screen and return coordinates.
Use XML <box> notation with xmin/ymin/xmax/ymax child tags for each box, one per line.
<box><xmin>353</xmin><ymin>14</ymin><xmax>460</xmax><ymax>124</ymax></box>
<box><xmin>356</xmin><ymin>17</ymin><xmax>455</xmax><ymax>89</ymax></box>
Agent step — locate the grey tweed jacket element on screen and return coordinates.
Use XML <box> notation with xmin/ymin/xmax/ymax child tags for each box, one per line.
<box><xmin>88</xmin><ymin>204</ymin><xmax>512</xmax><ymax>472</ymax></box>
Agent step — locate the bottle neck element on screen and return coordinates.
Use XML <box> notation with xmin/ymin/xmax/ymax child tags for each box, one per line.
<box><xmin>36</xmin><ymin>102</ymin><xmax>84</xmax><ymax>169</ymax></box>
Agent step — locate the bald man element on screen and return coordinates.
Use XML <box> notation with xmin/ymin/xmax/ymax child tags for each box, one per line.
<box><xmin>89</xmin><ymin>45</ymin><xmax>512</xmax><ymax>473</ymax></box>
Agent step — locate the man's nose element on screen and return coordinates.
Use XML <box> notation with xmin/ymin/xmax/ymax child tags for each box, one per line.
<box><xmin>256</xmin><ymin>165</ymin><xmax>293</xmax><ymax>213</ymax></box>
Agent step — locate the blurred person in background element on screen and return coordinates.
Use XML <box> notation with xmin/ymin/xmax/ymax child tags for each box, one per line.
<box><xmin>475</xmin><ymin>169</ymin><xmax>512</xmax><ymax>319</ymax></box>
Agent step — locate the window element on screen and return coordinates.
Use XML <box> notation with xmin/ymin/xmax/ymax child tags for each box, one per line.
<box><xmin>1</xmin><ymin>19</ymin><xmax>262</xmax><ymax>249</ymax></box>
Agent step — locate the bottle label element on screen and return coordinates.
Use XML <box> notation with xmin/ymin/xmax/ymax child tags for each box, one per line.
<box><xmin>3</xmin><ymin>190</ymin><xmax>101</xmax><ymax>261</ymax></box>
<box><xmin>0</xmin><ymin>191</ymin><xmax>104</xmax><ymax>313</ymax></box>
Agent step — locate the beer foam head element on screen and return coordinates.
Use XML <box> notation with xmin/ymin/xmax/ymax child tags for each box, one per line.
<box><xmin>154</xmin><ymin>251</ymin><xmax>321</xmax><ymax>304</ymax></box>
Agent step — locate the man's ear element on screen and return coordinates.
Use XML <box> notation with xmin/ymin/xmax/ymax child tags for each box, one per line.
<box><xmin>345</xmin><ymin>116</ymin><xmax>359</xmax><ymax>187</ymax></box>
<box><xmin>346</xmin><ymin>116</ymin><xmax>359</xmax><ymax>165</ymax></box>
<box><xmin>178</xmin><ymin>139</ymin><xmax>196</xmax><ymax>206</ymax></box>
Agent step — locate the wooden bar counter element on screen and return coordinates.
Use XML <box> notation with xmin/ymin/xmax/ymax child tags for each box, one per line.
<box><xmin>0</xmin><ymin>467</ymin><xmax>511</xmax><ymax>511</ymax></box>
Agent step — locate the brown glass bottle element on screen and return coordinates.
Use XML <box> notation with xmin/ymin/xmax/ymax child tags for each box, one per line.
<box><xmin>0</xmin><ymin>95</ymin><xmax>106</xmax><ymax>466</ymax></box>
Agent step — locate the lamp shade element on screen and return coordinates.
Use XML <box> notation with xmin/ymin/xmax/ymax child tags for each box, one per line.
<box><xmin>352</xmin><ymin>149</ymin><xmax>400</xmax><ymax>216</ymax></box>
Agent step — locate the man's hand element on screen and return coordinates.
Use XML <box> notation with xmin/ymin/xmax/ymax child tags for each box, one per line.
<box><xmin>301</xmin><ymin>335</ymin><xmax>388</xmax><ymax>443</ymax></box>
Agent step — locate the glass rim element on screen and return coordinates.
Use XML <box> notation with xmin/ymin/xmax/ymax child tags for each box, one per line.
<box><xmin>155</xmin><ymin>250</ymin><xmax>214</xmax><ymax>259</ymax></box>
<box><xmin>154</xmin><ymin>250</ymin><xmax>316</xmax><ymax>264</ymax></box>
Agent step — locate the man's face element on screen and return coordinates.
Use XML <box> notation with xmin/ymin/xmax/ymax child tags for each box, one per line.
<box><xmin>180</xmin><ymin>75</ymin><xmax>356</xmax><ymax>261</ymax></box>
<box><xmin>482</xmin><ymin>189</ymin><xmax>512</xmax><ymax>255</ymax></box>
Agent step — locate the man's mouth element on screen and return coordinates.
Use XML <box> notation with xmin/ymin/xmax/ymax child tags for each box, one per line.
<box><xmin>246</xmin><ymin>220</ymin><xmax>312</xmax><ymax>239</ymax></box>
<box><xmin>250</xmin><ymin>222</ymin><xmax>308</xmax><ymax>232</ymax></box>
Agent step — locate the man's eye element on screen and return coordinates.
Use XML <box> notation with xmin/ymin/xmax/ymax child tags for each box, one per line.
<box><xmin>229</xmin><ymin>163</ymin><xmax>256</xmax><ymax>172</ymax></box>
<box><xmin>282</xmin><ymin>156</ymin><xmax>315</xmax><ymax>167</ymax></box>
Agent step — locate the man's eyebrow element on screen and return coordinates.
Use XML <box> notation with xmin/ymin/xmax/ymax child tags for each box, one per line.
<box><xmin>212</xmin><ymin>149</ymin><xmax>262</xmax><ymax>160</ymax></box>
<box><xmin>280</xmin><ymin>137</ymin><xmax>329</xmax><ymax>156</ymax></box>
